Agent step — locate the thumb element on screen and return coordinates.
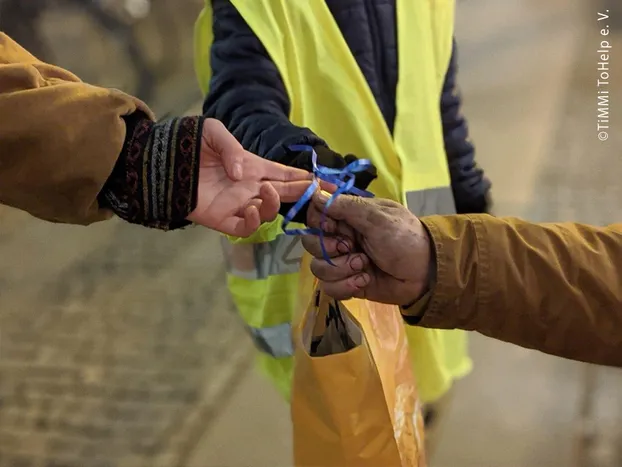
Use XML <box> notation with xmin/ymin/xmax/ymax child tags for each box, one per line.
<box><xmin>312</xmin><ymin>191</ymin><xmax>377</xmax><ymax>234</ymax></box>
<box><xmin>202</xmin><ymin>118</ymin><xmax>244</xmax><ymax>180</ymax></box>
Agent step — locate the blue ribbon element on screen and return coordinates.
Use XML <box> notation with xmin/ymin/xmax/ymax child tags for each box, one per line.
<box><xmin>281</xmin><ymin>145</ymin><xmax>374</xmax><ymax>265</ymax></box>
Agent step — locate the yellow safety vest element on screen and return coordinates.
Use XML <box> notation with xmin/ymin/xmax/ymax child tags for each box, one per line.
<box><xmin>194</xmin><ymin>0</ymin><xmax>471</xmax><ymax>403</ymax></box>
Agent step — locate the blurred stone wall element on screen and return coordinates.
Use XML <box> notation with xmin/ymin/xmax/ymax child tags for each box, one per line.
<box><xmin>0</xmin><ymin>0</ymin><xmax>205</xmax><ymax>114</ymax></box>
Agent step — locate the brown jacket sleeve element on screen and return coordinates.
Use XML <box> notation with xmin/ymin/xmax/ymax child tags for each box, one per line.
<box><xmin>0</xmin><ymin>32</ymin><xmax>154</xmax><ymax>225</ymax></box>
<box><xmin>407</xmin><ymin>215</ymin><xmax>622</xmax><ymax>366</ymax></box>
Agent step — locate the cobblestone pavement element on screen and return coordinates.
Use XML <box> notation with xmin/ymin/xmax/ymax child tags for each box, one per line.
<box><xmin>0</xmin><ymin>220</ymin><xmax>253</xmax><ymax>467</ymax></box>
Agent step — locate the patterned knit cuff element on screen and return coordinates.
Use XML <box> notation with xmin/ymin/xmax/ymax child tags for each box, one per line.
<box><xmin>99</xmin><ymin>113</ymin><xmax>204</xmax><ymax>230</ymax></box>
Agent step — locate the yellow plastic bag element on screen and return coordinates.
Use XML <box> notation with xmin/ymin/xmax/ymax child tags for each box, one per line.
<box><xmin>291</xmin><ymin>255</ymin><xmax>426</xmax><ymax>467</ymax></box>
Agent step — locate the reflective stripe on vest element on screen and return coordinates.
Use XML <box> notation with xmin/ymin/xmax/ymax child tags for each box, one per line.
<box><xmin>196</xmin><ymin>0</ymin><xmax>457</xmax><ymax>362</ymax></box>
<box><xmin>220</xmin><ymin>235</ymin><xmax>303</xmax><ymax>280</ymax></box>
<box><xmin>247</xmin><ymin>322</ymin><xmax>294</xmax><ymax>358</ymax></box>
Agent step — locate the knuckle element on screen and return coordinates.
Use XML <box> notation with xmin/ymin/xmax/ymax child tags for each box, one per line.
<box><xmin>350</xmin><ymin>196</ymin><xmax>369</xmax><ymax>208</ymax></box>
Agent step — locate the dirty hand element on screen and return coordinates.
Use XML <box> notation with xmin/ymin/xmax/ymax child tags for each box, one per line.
<box><xmin>302</xmin><ymin>192</ymin><xmax>435</xmax><ymax>304</ymax></box>
<box><xmin>186</xmin><ymin>119</ymin><xmax>316</xmax><ymax>236</ymax></box>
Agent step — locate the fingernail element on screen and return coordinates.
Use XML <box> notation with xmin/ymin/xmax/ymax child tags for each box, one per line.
<box><xmin>353</xmin><ymin>273</ymin><xmax>370</xmax><ymax>288</ymax></box>
<box><xmin>349</xmin><ymin>255</ymin><xmax>364</xmax><ymax>271</ymax></box>
<box><xmin>316</xmin><ymin>190</ymin><xmax>330</xmax><ymax>205</ymax></box>
<box><xmin>336</xmin><ymin>238</ymin><xmax>351</xmax><ymax>254</ymax></box>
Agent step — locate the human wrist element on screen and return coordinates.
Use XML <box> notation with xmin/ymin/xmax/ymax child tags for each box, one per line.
<box><xmin>400</xmin><ymin>265</ymin><xmax>436</xmax><ymax>325</ymax></box>
<box><xmin>99</xmin><ymin>113</ymin><xmax>203</xmax><ymax>230</ymax></box>
<box><xmin>402</xmin><ymin>223</ymin><xmax>437</xmax><ymax>308</ymax></box>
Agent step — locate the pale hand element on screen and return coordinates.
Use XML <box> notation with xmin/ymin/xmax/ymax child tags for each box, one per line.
<box><xmin>186</xmin><ymin>119</ymin><xmax>316</xmax><ymax>237</ymax></box>
<box><xmin>302</xmin><ymin>192</ymin><xmax>434</xmax><ymax>304</ymax></box>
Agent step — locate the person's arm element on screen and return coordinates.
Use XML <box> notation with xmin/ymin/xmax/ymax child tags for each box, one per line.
<box><xmin>408</xmin><ymin>215</ymin><xmax>622</xmax><ymax>366</ymax></box>
<box><xmin>0</xmin><ymin>33</ymin><xmax>202</xmax><ymax>229</ymax></box>
<box><xmin>440</xmin><ymin>40</ymin><xmax>491</xmax><ymax>214</ymax></box>
<box><xmin>204</xmin><ymin>0</ymin><xmax>324</xmax><ymax>164</ymax></box>
<box><xmin>302</xmin><ymin>194</ymin><xmax>622</xmax><ymax>366</ymax></box>
<box><xmin>202</xmin><ymin>0</ymin><xmax>376</xmax><ymax>221</ymax></box>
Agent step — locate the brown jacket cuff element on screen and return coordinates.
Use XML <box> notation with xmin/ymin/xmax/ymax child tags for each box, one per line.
<box><xmin>99</xmin><ymin>114</ymin><xmax>203</xmax><ymax>230</ymax></box>
<box><xmin>406</xmin><ymin>215</ymin><xmax>485</xmax><ymax>329</ymax></box>
<box><xmin>401</xmin><ymin>290</ymin><xmax>433</xmax><ymax>325</ymax></box>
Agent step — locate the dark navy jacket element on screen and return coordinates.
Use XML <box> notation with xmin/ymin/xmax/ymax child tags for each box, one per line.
<box><xmin>203</xmin><ymin>0</ymin><xmax>491</xmax><ymax>213</ymax></box>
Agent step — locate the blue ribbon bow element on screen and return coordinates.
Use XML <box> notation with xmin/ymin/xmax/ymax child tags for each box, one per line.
<box><xmin>281</xmin><ymin>145</ymin><xmax>374</xmax><ymax>265</ymax></box>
